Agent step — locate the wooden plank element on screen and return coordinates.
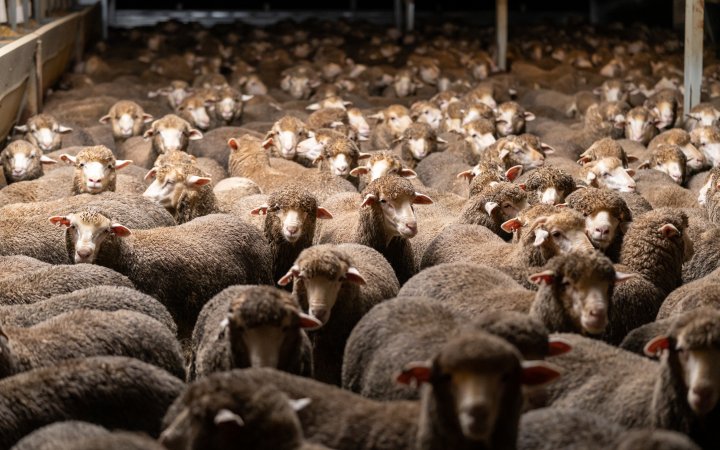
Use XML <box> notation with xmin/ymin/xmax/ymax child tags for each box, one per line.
<box><xmin>496</xmin><ymin>0</ymin><xmax>508</xmax><ymax>71</ymax></box>
<box><xmin>683</xmin><ymin>0</ymin><xmax>704</xmax><ymax>113</ymax></box>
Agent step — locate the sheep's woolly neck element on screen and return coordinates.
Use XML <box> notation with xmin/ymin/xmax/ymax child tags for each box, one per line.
<box><xmin>525</xmin><ymin>167</ymin><xmax>576</xmax><ymax>199</ymax></box>
<box><xmin>293</xmin><ymin>246</ymin><xmax>353</xmax><ymax>280</ymax></box>
<box><xmin>229</xmin><ymin>286</ymin><xmax>300</xmax><ymax>328</ymax></box>
<box><xmin>620</xmin><ymin>208</ymin><xmax>688</xmax><ymax>295</ymax></box>
<box><xmin>566</xmin><ymin>187</ymin><xmax>632</xmax><ymax>222</ymax></box>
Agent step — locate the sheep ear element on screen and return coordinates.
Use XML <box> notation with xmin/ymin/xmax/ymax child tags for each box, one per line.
<box><xmin>142</xmin><ymin>113</ymin><xmax>154</xmax><ymax>123</ymax></box>
<box><xmin>40</xmin><ymin>155</ymin><xmax>57</xmax><ymax>164</ymax></box>
<box><xmin>358</xmin><ymin>152</ymin><xmax>372</xmax><ymax>160</ymax></box>
<box><xmin>644</xmin><ymin>335</ymin><xmax>670</xmax><ymax>358</ymax></box>
<box><xmin>186</xmin><ymin>175</ymin><xmax>212</xmax><ymax>188</ymax></box>
<box><xmin>576</xmin><ymin>156</ymin><xmax>593</xmax><ymax>165</ymax></box>
<box><xmin>143</xmin><ymin>129</ymin><xmax>155</xmax><ymax>140</ymax></box>
<box><xmin>187</xmin><ymin>129</ymin><xmax>203</xmax><ymax>140</ymax></box>
<box><xmin>413</xmin><ymin>193</ymin><xmax>434</xmax><ymax>205</ymax></box>
<box><xmin>298</xmin><ymin>312</ymin><xmax>322</xmax><ymax>330</ymax></box>
<box><xmin>250</xmin><ymin>205</ymin><xmax>269</xmax><ymax>216</ymax></box>
<box><xmin>625</xmin><ymin>169</ymin><xmax>635</xmax><ymax>177</ymax></box>
<box><xmin>498</xmin><ymin>149</ymin><xmax>510</xmax><ymax>160</ymax></box>
<box><xmin>435</xmin><ymin>136</ymin><xmax>448</xmax><ymax>144</ymax></box>
<box><xmin>398</xmin><ymin>168</ymin><xmax>417</xmax><ymax>178</ymax></box>
<box><xmin>529</xmin><ymin>269</ymin><xmax>555</xmax><ymax>285</ymax></box>
<box><xmin>261</xmin><ymin>137</ymin><xmax>274</xmax><ymax>149</ymax></box>
<box><xmin>361</xmin><ymin>194</ymin><xmax>378</xmax><ymax>207</ymax></box>
<box><xmin>288</xmin><ymin>398</ymin><xmax>312</xmax><ymax>412</ymax></box>
<box><xmin>658</xmin><ymin>223</ymin><xmax>680</xmax><ymax>238</ymax></box>
<box><xmin>637</xmin><ymin>161</ymin><xmax>650</xmax><ymax>170</ymax></box>
<box><xmin>521</xmin><ymin>361</ymin><xmax>562</xmax><ymax>386</ymax></box>
<box><xmin>368</xmin><ymin>112</ymin><xmax>384</xmax><ymax>120</ymax></box>
<box><xmin>524</xmin><ymin>112</ymin><xmax>536</xmax><ymax>121</ymax></box>
<box><xmin>344</xmin><ymin>267</ymin><xmax>366</xmax><ymax>285</ymax></box>
<box><xmin>110</xmin><ymin>224</ymin><xmax>132</xmax><ymax>237</ymax></box>
<box><xmin>99</xmin><ymin>114</ymin><xmax>112</xmax><ymax>124</ymax></box>
<box><xmin>14</xmin><ymin>124</ymin><xmax>28</xmax><ymax>133</ymax></box>
<box><xmin>57</xmin><ymin>125</ymin><xmax>73</xmax><ymax>134</ymax></box>
<box><xmin>306</xmin><ymin>102</ymin><xmax>321</xmax><ymax>111</ymax></box>
<box><xmin>59</xmin><ymin>154</ymin><xmax>77</xmax><ymax>165</ymax></box>
<box><xmin>626</xmin><ymin>155</ymin><xmax>639</xmax><ymax>163</ymax></box>
<box><xmin>505</xmin><ymin>165</ymin><xmax>523</xmax><ymax>182</ymax></box>
<box><xmin>585</xmin><ymin>172</ymin><xmax>597</xmax><ymax>183</ymax></box>
<box><xmin>501</xmin><ymin>218</ymin><xmax>522</xmax><ymax>233</ymax></box>
<box><xmin>484</xmin><ymin>201</ymin><xmax>499</xmax><ymax>216</ymax></box>
<box><xmin>278</xmin><ymin>265</ymin><xmax>300</xmax><ymax>286</ymax></box>
<box><xmin>457</xmin><ymin>169</ymin><xmax>475</xmax><ymax>181</ymax></box>
<box><xmin>214</xmin><ymin>409</ymin><xmax>244</xmax><ymax>427</ymax></box>
<box><xmin>115</xmin><ymin>160</ymin><xmax>132</xmax><ymax>170</ymax></box>
<box><xmin>49</xmin><ymin>216</ymin><xmax>71</xmax><ymax>227</ymax></box>
<box><xmin>228</xmin><ymin>138</ymin><xmax>239</xmax><ymax>150</ymax></box>
<box><xmin>541</xmin><ymin>143</ymin><xmax>555</xmax><ymax>154</ymax></box>
<box><xmin>144</xmin><ymin>169</ymin><xmax>157</xmax><ymax>181</ymax></box>
<box><xmin>548</xmin><ymin>336</ymin><xmax>573</xmax><ymax>356</ymax></box>
<box><xmin>241</xmin><ymin>94</ymin><xmax>254</xmax><ymax>102</ymax></box>
<box><xmin>316</xmin><ymin>207</ymin><xmax>334</xmax><ymax>219</ymax></box>
<box><xmin>533</xmin><ymin>228</ymin><xmax>549</xmax><ymax>247</ymax></box>
<box><xmin>396</xmin><ymin>361</ymin><xmax>432</xmax><ymax>386</ymax></box>
<box><xmin>349</xmin><ymin>167</ymin><xmax>369</xmax><ymax>177</ymax></box>
<box><xmin>614</xmin><ymin>271</ymin><xmax>635</xmax><ymax>283</ymax></box>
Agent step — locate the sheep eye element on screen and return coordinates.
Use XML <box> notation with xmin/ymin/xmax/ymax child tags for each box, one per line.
<box><xmin>657</xmin><ymin>162</ymin><xmax>662</xmax><ymax>166</ymax></box>
<box><xmin>29</xmin><ymin>154</ymin><xmax>35</xmax><ymax>159</ymax></box>
<box><xmin>472</xmin><ymin>133</ymin><xmax>478</xmax><ymax>138</ymax></box>
<box><xmin>379</xmin><ymin>199</ymin><xmax>387</xmax><ymax>204</ymax></box>
<box><xmin>602</xmin><ymin>172</ymin><xmax>610</xmax><ymax>178</ymax></box>
<box><xmin>551</xmin><ymin>231</ymin><xmax>562</xmax><ymax>238</ymax></box>
<box><xmin>79</xmin><ymin>163</ymin><xmax>85</xmax><ymax>168</ymax></box>
<box><xmin>108</xmin><ymin>164</ymin><xmax>114</xmax><ymax>169</ymax></box>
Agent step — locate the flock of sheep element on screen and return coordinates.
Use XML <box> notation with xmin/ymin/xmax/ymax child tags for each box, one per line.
<box><xmin>0</xmin><ymin>14</ymin><xmax>718</xmax><ymax>450</ymax></box>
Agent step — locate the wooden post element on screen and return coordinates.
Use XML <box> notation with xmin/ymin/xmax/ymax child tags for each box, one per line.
<box><xmin>684</xmin><ymin>0</ymin><xmax>704</xmax><ymax>113</ymax></box>
<box><xmin>101</xmin><ymin>0</ymin><xmax>108</xmax><ymax>39</ymax></box>
<box><xmin>8</xmin><ymin>0</ymin><xmax>17</xmax><ymax>30</ymax></box>
<box><xmin>496</xmin><ymin>0</ymin><xmax>508</xmax><ymax>71</ymax></box>
<box><xmin>34</xmin><ymin>0</ymin><xmax>42</xmax><ymax>23</ymax></box>
<box><xmin>35</xmin><ymin>38</ymin><xmax>43</xmax><ymax>112</ymax></box>
<box><xmin>406</xmin><ymin>1</ymin><xmax>415</xmax><ymax>32</ymax></box>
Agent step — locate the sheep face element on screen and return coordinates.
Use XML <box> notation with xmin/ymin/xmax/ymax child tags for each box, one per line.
<box><xmin>624</xmin><ymin>107</ymin><xmax>658</xmax><ymax>145</ymax></box>
<box><xmin>678</xmin><ymin>143</ymin><xmax>706</xmax><ymax>172</ymax></box>
<box><xmin>679</xmin><ymin>348</ymin><xmax>720</xmax><ymax>416</ymax></box>
<box><xmin>411</xmin><ymin>102</ymin><xmax>442</xmax><ymax>130</ymax></box>
<box><xmin>372</xmin><ymin>105</ymin><xmax>412</xmax><ymax>136</ymax></box>
<box><xmin>15</xmin><ymin>114</ymin><xmax>72</xmax><ymax>152</ymax></box>
<box><xmin>144</xmin><ymin>115</ymin><xmax>203</xmax><ymax>154</ymax></box>
<box><xmin>685</xmin><ymin>105</ymin><xmax>720</xmax><ymax>131</ymax></box>
<box><xmin>178</xmin><ymin>95</ymin><xmax>213</xmax><ymax>131</ymax></box>
<box><xmin>350</xmin><ymin>152</ymin><xmax>416</xmax><ymax>181</ymax></box>
<box><xmin>264</xmin><ymin>117</ymin><xmax>308</xmax><ymax>160</ymax></box>
<box><xmin>400</xmin><ymin>123</ymin><xmax>443</xmax><ymax>161</ymax></box>
<box><xmin>648</xmin><ymin>98</ymin><xmax>677</xmax><ymax>130</ymax></box>
<box><xmin>690</xmin><ymin>127</ymin><xmax>720</xmax><ymax>168</ymax></box>
<box><xmin>347</xmin><ymin>108</ymin><xmax>370</xmax><ymax>139</ymax></box>
<box><xmin>61</xmin><ymin>147</ymin><xmax>131</xmax><ymax>194</ymax></box>
<box><xmin>584</xmin><ymin>210</ymin><xmax>623</xmax><ymax>251</ymax></box>
<box><xmin>583</xmin><ymin>158</ymin><xmax>636</xmax><ymax>192</ymax></box>
<box><xmin>50</xmin><ymin>211</ymin><xmax>131</xmax><ymax>264</ymax></box>
<box><xmin>143</xmin><ymin>165</ymin><xmax>211</xmax><ymax>210</ymax></box>
<box><xmin>532</xmin><ymin>212</ymin><xmax>595</xmax><ymax>255</ymax></box>
<box><xmin>361</xmin><ymin>184</ymin><xmax>433</xmax><ymax>240</ymax></box>
<box><xmin>148</xmin><ymin>81</ymin><xmax>192</xmax><ymax>109</ymax></box>
<box><xmin>281</xmin><ymin>72</ymin><xmax>317</xmax><ymax>100</ymax></box>
<box><xmin>1</xmin><ymin>141</ymin><xmax>55</xmax><ymax>182</ymax></box>
<box><xmin>99</xmin><ymin>101</ymin><xmax>153</xmax><ymax>139</ymax></box>
<box><xmin>497</xmin><ymin>138</ymin><xmax>545</xmax><ymax>171</ymax></box>
<box><xmin>647</xmin><ymin>145</ymin><xmax>687</xmax><ymax>185</ymax></box>
<box><xmin>495</xmin><ymin>102</ymin><xmax>535</xmax><ymax>137</ymax></box>
<box><xmin>392</xmin><ymin>69</ymin><xmax>416</xmax><ymax>98</ymax></box>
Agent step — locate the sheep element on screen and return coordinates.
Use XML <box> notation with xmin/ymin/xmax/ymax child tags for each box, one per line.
<box><xmin>278</xmin><ymin>243</ymin><xmax>399</xmax><ymax>385</ymax></box>
<box><xmin>214</xmin><ymin>176</ymin><xmax>261</xmax><ymax>196</ymax></box>
<box><xmin>518</xmin><ymin>407</ymin><xmax>701</xmax><ymax>450</ymax></box>
<box><xmin>410</xmin><ymin>100</ymin><xmax>442</xmax><ymax>130</ymax></box>
<box><xmin>395</xmin><ymin>122</ymin><xmax>445</xmax><ymax>169</ymax></box>
<box><xmin>689</xmin><ymin>125</ymin><xmax>720</xmax><ymax>168</ymax></box>
<box><xmin>349</xmin><ymin>150</ymin><xmax>417</xmax><ymax>190</ymax></box>
<box><xmin>99</xmin><ymin>100</ymin><xmax>154</xmax><ymax>140</ymax></box>
<box><xmin>440</xmin><ymin>100</ymin><xmax>469</xmax><ymax>134</ymax></box>
<box><xmin>177</xmin><ymin>91</ymin><xmax>216</xmax><ymax>131</ymax></box>
<box><xmin>190</xmin><ymin>285</ymin><xmax>319</xmax><ymax>380</ymax></box>
<box><xmin>565</xmin><ymin>187</ymin><xmax>632</xmax><ymax>258</ymax></box>
<box><xmin>306</xmin><ymin>108</ymin><xmax>348</xmax><ymax>131</ymax></box>
<box><xmin>212</xmin><ymin>85</ymin><xmax>252</xmax><ymax>125</ymax></box>
<box><xmin>522</xmin><ymin>166</ymin><xmax>576</xmax><ymax>205</ymax></box>
<box><xmin>12</xmin><ymin>421</ymin><xmax>109</xmax><ymax>450</ymax></box>
<box><xmin>402</xmin><ymin>250</ymin><xmax>624</xmax><ymax>336</ymax></box>
<box><xmin>649</xmin><ymin>129</ymin><xmax>705</xmax><ymax>173</ymax></box>
<box><xmin>461</xmin><ymin>119</ymin><xmax>498</xmax><ymax>159</ymax></box>
<box><xmin>51</xmin><ymin>209</ymin><xmax>273</xmax><ymax>337</ymax></box>
<box><xmin>0</xmin><ymin>356</ymin><xmax>184</xmax><ymax>449</ymax></box>
<box><xmin>579</xmin><ymin>156</ymin><xmax>637</xmax><ymax>192</ymax></box>
<box><xmin>545</xmin><ymin>309</ymin><xmax>720</xmax><ymax>449</ymax></box>
<box><xmin>456</xmin><ymin>181</ymin><xmax>527</xmax><ymax>240</ymax></box>
<box><xmin>342</xmin><ymin>296</ymin><xmax>571</xmax><ymax>401</ymax></box>
<box><xmin>0</xmin><ymin>310</ymin><xmax>184</xmax><ymax>379</ymax></box>
<box><xmin>634</xmin><ymin>169</ymin><xmax>698</xmax><ymax>209</ymax></box>
<box><xmin>0</xmin><ymin>263</ymin><xmax>133</xmax><ymax>306</ymax></box>
<box><xmin>684</xmin><ymin>102</ymin><xmax>720</xmax><ymax>132</ymax></box>
<box><xmin>659</xmin><ymin>266</ymin><xmax>720</xmax><ymax>318</ymax></box>
<box><xmin>280</xmin><ymin>65</ymin><xmax>320</xmax><ymax>100</ymax></box>
<box><xmin>14</xmin><ymin>114</ymin><xmax>73</xmax><ymax>152</ymax></box>
<box><xmin>263</xmin><ymin>116</ymin><xmax>310</xmax><ymax>161</ymax></box>
<box><xmin>577</xmin><ymin>137</ymin><xmax>635</xmax><ymax>168</ymax></box>
<box><xmin>220</xmin><ymin>330</ymin><xmax>560</xmax><ymax>450</ymax></box>
<box><xmin>227</xmin><ymin>134</ymin><xmax>356</xmax><ymax>203</ymax></box>
<box><xmin>143</xmin><ymin>161</ymin><xmax>217</xmax><ymax>224</ymax></box>
<box><xmin>494</xmin><ymin>101</ymin><xmax>535</xmax><ymax>137</ymax></box>
<box><xmin>601</xmin><ymin>208</ymin><xmax>692</xmax><ymax>345</ymax></box>
<box><xmin>0</xmin><ymin>141</ymin><xmax>56</xmax><ymax>183</ymax></box>
<box><xmin>0</xmin><ymin>192</ymin><xmax>175</xmax><ymax>264</ymax></box>
<box><xmin>314</xmin><ymin>176</ymin><xmax>434</xmax><ymax>283</ymax></box>
<box><xmin>645</xmin><ymin>88</ymin><xmax>679</xmax><ymax>130</ymax></box>
<box><xmin>368</xmin><ymin>105</ymin><xmax>413</xmax><ymax>149</ymax></box>
<box><xmin>161</xmin><ymin>370</ymin><xmax>331</xmax><ymax>450</ymax></box>
<box><xmin>624</xmin><ymin>106</ymin><xmax>659</xmax><ymax>145</ymax></box>
<box><xmin>637</xmin><ymin>144</ymin><xmax>688</xmax><ymax>185</ymax></box>
<box><xmin>142</xmin><ymin>114</ymin><xmax>203</xmax><ymax>159</ymax></box>
<box><xmin>0</xmin><ymin>285</ymin><xmax>175</xmax><ymax>333</ymax></box>
<box><xmin>482</xmin><ymin>135</ymin><xmax>546</xmax><ymax>172</ymax></box>
<box><xmin>313</xmin><ymin>135</ymin><xmax>365</xmax><ymax>178</ymax></box>
<box><xmin>249</xmin><ymin>187</ymin><xmax>334</xmax><ymax>282</ymax></box>
<box><xmin>59</xmin><ymin>145</ymin><xmax>133</xmax><ymax>195</ymax></box>
<box><xmin>421</xmin><ymin>207</ymin><xmax>594</xmax><ymax>288</ymax></box>
<box><xmin>147</xmin><ymin>80</ymin><xmax>193</xmax><ymax>109</ymax></box>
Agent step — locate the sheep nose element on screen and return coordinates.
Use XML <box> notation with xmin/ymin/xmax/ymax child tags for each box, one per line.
<box><xmin>286</xmin><ymin>225</ymin><xmax>298</xmax><ymax>235</ymax></box>
<box><xmin>406</xmin><ymin>222</ymin><xmax>417</xmax><ymax>233</ymax></box>
<box><xmin>465</xmin><ymin>404</ymin><xmax>490</xmax><ymax>424</ymax></box>
<box><xmin>88</xmin><ymin>178</ymin><xmax>101</xmax><ymax>183</ymax></box>
<box><xmin>693</xmin><ymin>386</ymin><xmax>714</xmax><ymax>399</ymax></box>
<box><xmin>595</xmin><ymin>226</ymin><xmax>609</xmax><ymax>236</ymax></box>
<box><xmin>310</xmin><ymin>308</ymin><xmax>328</xmax><ymax>322</ymax></box>
<box><xmin>76</xmin><ymin>248</ymin><xmax>92</xmax><ymax>259</ymax></box>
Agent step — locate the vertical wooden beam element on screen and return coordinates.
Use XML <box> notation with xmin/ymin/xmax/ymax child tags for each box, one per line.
<box><xmin>496</xmin><ymin>0</ymin><xmax>508</xmax><ymax>71</ymax></box>
<box><xmin>35</xmin><ymin>38</ymin><xmax>43</xmax><ymax>112</ymax></box>
<box><xmin>406</xmin><ymin>0</ymin><xmax>414</xmax><ymax>32</ymax></box>
<box><xmin>684</xmin><ymin>0</ymin><xmax>704</xmax><ymax>113</ymax></box>
<box><xmin>8</xmin><ymin>0</ymin><xmax>17</xmax><ymax>30</ymax></box>
<box><xmin>34</xmin><ymin>0</ymin><xmax>42</xmax><ymax>24</ymax></box>
<box><xmin>101</xmin><ymin>0</ymin><xmax>108</xmax><ymax>39</ymax></box>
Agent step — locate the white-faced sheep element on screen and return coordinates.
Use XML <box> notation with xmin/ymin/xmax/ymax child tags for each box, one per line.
<box><xmin>14</xmin><ymin>114</ymin><xmax>73</xmax><ymax>152</ymax></box>
<box><xmin>143</xmin><ymin>161</ymin><xmax>216</xmax><ymax>224</ymax></box>
<box><xmin>50</xmin><ymin>209</ymin><xmax>272</xmax><ymax>337</ymax></box>
<box><xmin>314</xmin><ymin>176</ymin><xmax>434</xmax><ymax>283</ymax></box>
<box><xmin>521</xmin><ymin>166</ymin><xmax>576</xmax><ymax>206</ymax></box>
<box><xmin>263</xmin><ymin>116</ymin><xmax>310</xmax><ymax>161</ymax></box>
<box><xmin>0</xmin><ymin>356</ymin><xmax>183</xmax><ymax>449</ymax></box>
<box><xmin>59</xmin><ymin>145</ymin><xmax>132</xmax><ymax>194</ymax></box>
<box><xmin>684</xmin><ymin>102</ymin><xmax>720</xmax><ymax>132</ymax></box>
<box><xmin>649</xmin><ymin>129</ymin><xmax>706</xmax><ymax>173</ymax></box>
<box><xmin>494</xmin><ymin>101</ymin><xmax>536</xmax><ymax>137</ymax></box>
<box><xmin>0</xmin><ymin>310</ymin><xmax>184</xmax><ymax>379</ymax></box>
<box><xmin>224</xmin><ymin>330</ymin><xmax>560</xmax><ymax>450</ymax></box>
<box><xmin>278</xmin><ymin>243</ymin><xmax>399</xmax><ymax>385</ymax></box>
<box><xmin>624</xmin><ymin>106</ymin><xmax>659</xmax><ymax>145</ymax></box>
<box><xmin>689</xmin><ymin>125</ymin><xmax>720</xmax><ymax>169</ymax></box>
<box><xmin>141</xmin><ymin>114</ymin><xmax>203</xmax><ymax>159</ymax></box>
<box><xmin>545</xmin><ymin>309</ymin><xmax>720</xmax><ymax>449</ymax></box>
<box><xmin>190</xmin><ymin>285</ymin><xmax>320</xmax><ymax>380</ymax></box>
<box><xmin>161</xmin><ymin>370</ymin><xmax>331</xmax><ymax>450</ymax></box>
<box><xmin>637</xmin><ymin>144</ymin><xmax>688</xmax><ymax>185</ymax></box>
<box><xmin>0</xmin><ymin>141</ymin><xmax>56</xmax><ymax>184</ymax></box>
<box><xmin>395</xmin><ymin>122</ymin><xmax>446</xmax><ymax>169</ymax></box>
<box><xmin>369</xmin><ymin>105</ymin><xmax>413</xmax><ymax>150</ymax></box>
<box><xmin>99</xmin><ymin>100</ymin><xmax>154</xmax><ymax>140</ymax></box>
